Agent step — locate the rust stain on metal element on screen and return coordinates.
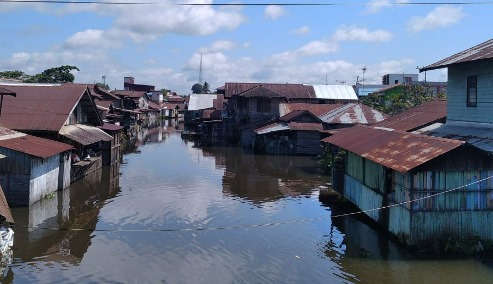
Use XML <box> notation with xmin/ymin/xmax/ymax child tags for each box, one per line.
<box><xmin>322</xmin><ymin>125</ymin><xmax>464</xmax><ymax>173</ymax></box>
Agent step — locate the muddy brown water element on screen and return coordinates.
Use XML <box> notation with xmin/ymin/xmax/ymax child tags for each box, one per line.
<box><xmin>5</xmin><ymin>124</ymin><xmax>493</xmax><ymax>283</ymax></box>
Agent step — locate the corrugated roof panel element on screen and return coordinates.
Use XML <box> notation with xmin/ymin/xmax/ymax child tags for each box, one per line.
<box><xmin>421</xmin><ymin>39</ymin><xmax>493</xmax><ymax>71</ymax></box>
<box><xmin>288</xmin><ymin>122</ymin><xmax>323</xmax><ymax>131</ymax></box>
<box><xmin>60</xmin><ymin>124</ymin><xmax>112</xmax><ymax>146</ymax></box>
<box><xmin>188</xmin><ymin>94</ymin><xmax>217</xmax><ymax>111</ymax></box>
<box><xmin>0</xmin><ymin>83</ymin><xmax>95</xmax><ymax>132</ymax></box>
<box><xmin>254</xmin><ymin>122</ymin><xmax>289</xmax><ymax>134</ymax></box>
<box><xmin>372</xmin><ymin>100</ymin><xmax>447</xmax><ymax>132</ymax></box>
<box><xmin>322</xmin><ymin>125</ymin><xmax>464</xmax><ymax>173</ymax></box>
<box><xmin>223</xmin><ymin>82</ymin><xmax>315</xmax><ymax>99</ymax></box>
<box><xmin>310</xmin><ymin>84</ymin><xmax>358</xmax><ymax>100</ymax></box>
<box><xmin>0</xmin><ymin>132</ymin><xmax>72</xmax><ymax>158</ymax></box>
<box><xmin>425</xmin><ymin>122</ymin><xmax>493</xmax><ymax>153</ymax></box>
<box><xmin>320</xmin><ymin>103</ymin><xmax>388</xmax><ymax>124</ymax></box>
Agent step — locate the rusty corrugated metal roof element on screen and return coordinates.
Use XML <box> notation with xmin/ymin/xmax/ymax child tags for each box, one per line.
<box><xmin>280</xmin><ymin>103</ymin><xmax>344</xmax><ymax>117</ymax></box>
<box><xmin>0</xmin><ymin>86</ymin><xmax>16</xmax><ymax>96</ymax></box>
<box><xmin>99</xmin><ymin>123</ymin><xmax>123</xmax><ymax>131</ymax></box>
<box><xmin>372</xmin><ymin>100</ymin><xmax>447</xmax><ymax>132</ymax></box>
<box><xmin>420</xmin><ymin>39</ymin><xmax>493</xmax><ymax>71</ymax></box>
<box><xmin>111</xmin><ymin>90</ymin><xmax>147</xmax><ymax>98</ymax></box>
<box><xmin>0</xmin><ymin>83</ymin><xmax>101</xmax><ymax>132</ymax></box>
<box><xmin>322</xmin><ymin>125</ymin><xmax>464</xmax><ymax>173</ymax></box>
<box><xmin>0</xmin><ymin>126</ymin><xmax>73</xmax><ymax>158</ymax></box>
<box><xmin>320</xmin><ymin>103</ymin><xmax>388</xmax><ymax>124</ymax></box>
<box><xmin>280</xmin><ymin>103</ymin><xmax>387</xmax><ymax>124</ymax></box>
<box><xmin>224</xmin><ymin>82</ymin><xmax>315</xmax><ymax>99</ymax></box>
<box><xmin>288</xmin><ymin>122</ymin><xmax>323</xmax><ymax>131</ymax></box>
<box><xmin>60</xmin><ymin>124</ymin><xmax>112</xmax><ymax>146</ymax></box>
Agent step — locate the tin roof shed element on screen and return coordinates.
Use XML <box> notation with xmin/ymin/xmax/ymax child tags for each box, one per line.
<box><xmin>322</xmin><ymin>125</ymin><xmax>464</xmax><ymax>173</ymax></box>
<box><xmin>310</xmin><ymin>84</ymin><xmax>358</xmax><ymax>101</ymax></box>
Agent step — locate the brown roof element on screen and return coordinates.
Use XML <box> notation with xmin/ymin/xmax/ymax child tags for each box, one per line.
<box><xmin>111</xmin><ymin>90</ymin><xmax>147</xmax><ymax>98</ymax></box>
<box><xmin>0</xmin><ymin>86</ymin><xmax>16</xmax><ymax>96</ymax></box>
<box><xmin>288</xmin><ymin>122</ymin><xmax>323</xmax><ymax>131</ymax></box>
<box><xmin>372</xmin><ymin>100</ymin><xmax>447</xmax><ymax>132</ymax></box>
<box><xmin>0</xmin><ymin>126</ymin><xmax>73</xmax><ymax>158</ymax></box>
<box><xmin>223</xmin><ymin>82</ymin><xmax>315</xmax><ymax>99</ymax></box>
<box><xmin>99</xmin><ymin>123</ymin><xmax>123</xmax><ymax>131</ymax></box>
<box><xmin>421</xmin><ymin>39</ymin><xmax>493</xmax><ymax>72</ymax></box>
<box><xmin>279</xmin><ymin>110</ymin><xmax>322</xmax><ymax>123</ymax></box>
<box><xmin>0</xmin><ymin>83</ymin><xmax>101</xmax><ymax>132</ymax></box>
<box><xmin>322</xmin><ymin>125</ymin><xmax>464</xmax><ymax>173</ymax></box>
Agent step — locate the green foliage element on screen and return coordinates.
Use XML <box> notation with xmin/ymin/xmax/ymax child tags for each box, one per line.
<box><xmin>191</xmin><ymin>83</ymin><xmax>203</xmax><ymax>94</ymax></box>
<box><xmin>202</xmin><ymin>81</ymin><xmax>211</xmax><ymax>93</ymax></box>
<box><xmin>96</xmin><ymin>82</ymin><xmax>110</xmax><ymax>90</ymax></box>
<box><xmin>24</xmin><ymin>65</ymin><xmax>79</xmax><ymax>83</ymax></box>
<box><xmin>317</xmin><ymin>146</ymin><xmax>345</xmax><ymax>175</ymax></box>
<box><xmin>0</xmin><ymin>70</ymin><xmax>29</xmax><ymax>80</ymax></box>
<box><xmin>361</xmin><ymin>84</ymin><xmax>447</xmax><ymax>115</ymax></box>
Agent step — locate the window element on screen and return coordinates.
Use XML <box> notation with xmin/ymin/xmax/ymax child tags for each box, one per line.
<box><xmin>467</xmin><ymin>75</ymin><xmax>477</xmax><ymax>107</ymax></box>
<box><xmin>256</xmin><ymin>98</ymin><xmax>271</xmax><ymax>113</ymax></box>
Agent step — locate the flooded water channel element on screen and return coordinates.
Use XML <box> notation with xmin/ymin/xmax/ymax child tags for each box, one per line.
<box><xmin>5</xmin><ymin>123</ymin><xmax>493</xmax><ymax>283</ymax></box>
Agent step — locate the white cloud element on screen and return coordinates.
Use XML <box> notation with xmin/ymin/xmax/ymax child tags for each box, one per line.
<box><xmin>297</xmin><ymin>41</ymin><xmax>339</xmax><ymax>56</ymax></box>
<box><xmin>291</xmin><ymin>26</ymin><xmax>311</xmax><ymax>35</ymax></box>
<box><xmin>198</xmin><ymin>40</ymin><xmax>237</xmax><ymax>53</ymax></box>
<box><xmin>365</xmin><ymin>0</ymin><xmax>391</xmax><ymax>14</ymax></box>
<box><xmin>365</xmin><ymin>0</ymin><xmax>410</xmax><ymax>13</ymax></box>
<box><xmin>264</xmin><ymin>5</ymin><xmax>285</xmax><ymax>20</ymax></box>
<box><xmin>333</xmin><ymin>25</ymin><xmax>392</xmax><ymax>42</ymax></box>
<box><xmin>407</xmin><ymin>5</ymin><xmax>465</xmax><ymax>33</ymax></box>
<box><xmin>64</xmin><ymin>29</ymin><xmax>121</xmax><ymax>49</ymax></box>
<box><xmin>55</xmin><ymin>1</ymin><xmax>245</xmax><ymax>42</ymax></box>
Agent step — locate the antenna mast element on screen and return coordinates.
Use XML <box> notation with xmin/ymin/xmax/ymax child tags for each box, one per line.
<box><xmin>199</xmin><ymin>53</ymin><xmax>203</xmax><ymax>84</ymax></box>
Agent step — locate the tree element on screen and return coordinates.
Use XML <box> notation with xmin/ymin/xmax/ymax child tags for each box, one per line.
<box><xmin>361</xmin><ymin>84</ymin><xmax>446</xmax><ymax>115</ymax></box>
<box><xmin>0</xmin><ymin>70</ymin><xmax>29</xmax><ymax>80</ymax></box>
<box><xmin>24</xmin><ymin>65</ymin><xmax>79</xmax><ymax>83</ymax></box>
<box><xmin>96</xmin><ymin>82</ymin><xmax>110</xmax><ymax>90</ymax></box>
<box><xmin>202</xmin><ymin>81</ymin><xmax>211</xmax><ymax>93</ymax></box>
<box><xmin>191</xmin><ymin>83</ymin><xmax>203</xmax><ymax>94</ymax></box>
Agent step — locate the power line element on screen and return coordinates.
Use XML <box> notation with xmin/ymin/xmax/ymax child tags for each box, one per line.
<box><xmin>1</xmin><ymin>0</ymin><xmax>493</xmax><ymax>5</ymax></box>
<box><xmin>12</xmin><ymin>174</ymin><xmax>493</xmax><ymax>233</ymax></box>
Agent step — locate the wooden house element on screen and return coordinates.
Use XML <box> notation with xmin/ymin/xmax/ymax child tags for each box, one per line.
<box><xmin>250</xmin><ymin>103</ymin><xmax>387</xmax><ymax>155</ymax></box>
<box><xmin>322</xmin><ymin>39</ymin><xmax>493</xmax><ymax>249</ymax></box>
<box><xmin>221</xmin><ymin>82</ymin><xmax>359</xmax><ymax>143</ymax></box>
<box><xmin>0</xmin><ymin>83</ymin><xmax>114</xmax><ymax>183</ymax></box>
<box><xmin>0</xmin><ymin>126</ymin><xmax>73</xmax><ymax>206</ymax></box>
<box><xmin>252</xmin><ymin>110</ymin><xmax>324</xmax><ymax>156</ymax></box>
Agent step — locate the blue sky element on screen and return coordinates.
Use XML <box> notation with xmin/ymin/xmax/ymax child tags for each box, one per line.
<box><xmin>1</xmin><ymin>0</ymin><xmax>492</xmax><ymax>95</ymax></box>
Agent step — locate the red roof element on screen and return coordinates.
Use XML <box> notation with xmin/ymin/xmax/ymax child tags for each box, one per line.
<box><xmin>0</xmin><ymin>83</ymin><xmax>98</xmax><ymax>132</ymax></box>
<box><xmin>223</xmin><ymin>82</ymin><xmax>315</xmax><ymax>99</ymax></box>
<box><xmin>322</xmin><ymin>125</ymin><xmax>464</xmax><ymax>173</ymax></box>
<box><xmin>0</xmin><ymin>126</ymin><xmax>73</xmax><ymax>158</ymax></box>
<box><xmin>372</xmin><ymin>100</ymin><xmax>447</xmax><ymax>132</ymax></box>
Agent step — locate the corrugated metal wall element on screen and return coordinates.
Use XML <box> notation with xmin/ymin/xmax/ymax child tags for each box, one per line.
<box><xmin>344</xmin><ymin>175</ymin><xmax>382</xmax><ymax>222</ymax></box>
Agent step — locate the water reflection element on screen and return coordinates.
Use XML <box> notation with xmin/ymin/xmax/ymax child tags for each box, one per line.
<box><xmin>202</xmin><ymin>146</ymin><xmax>328</xmax><ymax>204</ymax></box>
<box><xmin>9</xmin><ymin>164</ymin><xmax>120</xmax><ymax>278</ymax></box>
